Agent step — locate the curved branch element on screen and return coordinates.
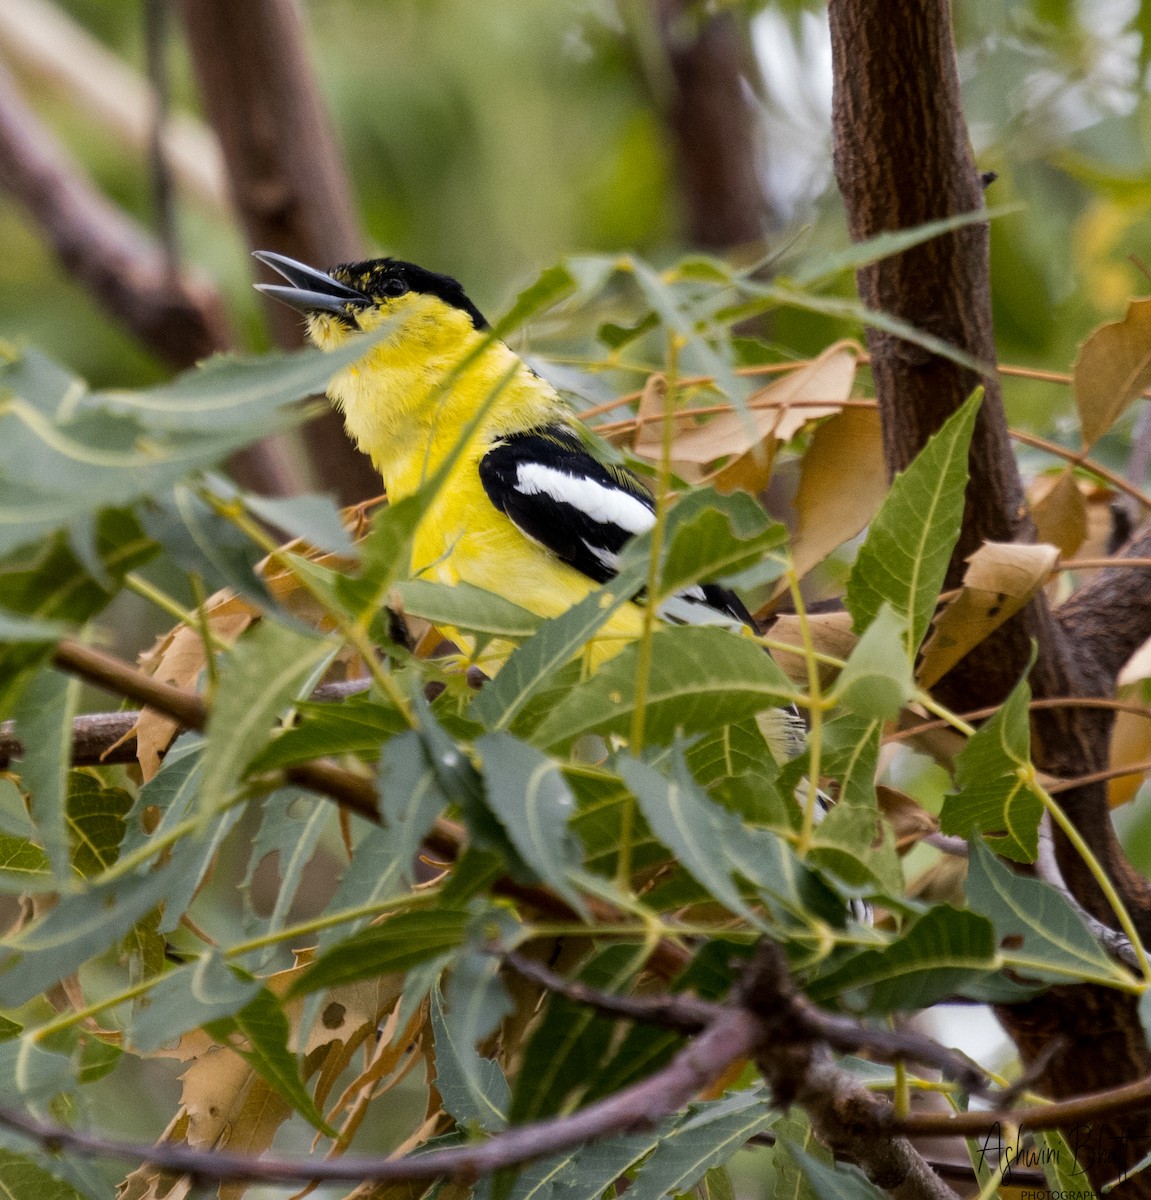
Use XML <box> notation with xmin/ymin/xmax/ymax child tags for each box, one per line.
<box><xmin>0</xmin><ymin>1007</ymin><xmax>762</xmax><ymax>1186</ymax></box>
<box><xmin>0</xmin><ymin>58</ymin><xmax>230</xmax><ymax>368</ymax></box>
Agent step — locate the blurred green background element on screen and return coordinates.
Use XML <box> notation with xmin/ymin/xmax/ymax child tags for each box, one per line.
<box><xmin>1</xmin><ymin>0</ymin><xmax>1148</xmax><ymax>434</ymax></box>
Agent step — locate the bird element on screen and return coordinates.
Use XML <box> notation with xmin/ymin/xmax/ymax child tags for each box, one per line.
<box><xmin>252</xmin><ymin>251</ymin><xmax>758</xmax><ymax>672</ymax></box>
<box><xmin>253</xmin><ymin>251</ymin><xmax>868</xmax><ymax>920</ymax></box>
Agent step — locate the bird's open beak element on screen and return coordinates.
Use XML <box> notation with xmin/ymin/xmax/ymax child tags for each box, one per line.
<box><xmin>252</xmin><ymin>250</ymin><xmax>368</xmax><ymax>317</ymax></box>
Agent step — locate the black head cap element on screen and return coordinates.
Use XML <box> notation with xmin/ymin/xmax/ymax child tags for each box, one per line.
<box><xmin>329</xmin><ymin>258</ymin><xmax>489</xmax><ymax>331</ymax></box>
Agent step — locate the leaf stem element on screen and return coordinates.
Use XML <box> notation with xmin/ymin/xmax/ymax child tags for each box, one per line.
<box><xmin>786</xmin><ymin>567</ymin><xmax>825</xmax><ymax>858</ymax></box>
<box><xmin>1028</xmin><ymin>773</ymin><xmax>1151</xmax><ymax>985</ymax></box>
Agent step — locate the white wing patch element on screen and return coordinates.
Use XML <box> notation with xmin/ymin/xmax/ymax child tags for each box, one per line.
<box><xmin>515</xmin><ymin>463</ymin><xmax>655</xmax><ymax>535</ymax></box>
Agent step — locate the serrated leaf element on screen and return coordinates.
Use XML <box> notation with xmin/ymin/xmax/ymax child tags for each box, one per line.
<box><xmin>242</xmin><ymin>789</ymin><xmax>331</xmax><ymax>936</ymax></box>
<box><xmin>243</xmin><ymin>491</ymin><xmax>355</xmax><ymax>555</ymax></box>
<box><xmin>199</xmin><ymin>620</ymin><xmax>334</xmax><ymax>812</ymax></box>
<box><xmin>11</xmin><ymin>668</ymin><xmax>77</xmax><ymax>881</ymax></box>
<box><xmin>393</xmin><ymin>579</ymin><xmax>542</xmax><ymax>638</ymax></box>
<box><xmin>846</xmin><ymin>389</ymin><xmax>982</xmax><ymax>654</ymax></box>
<box><xmin>1074</xmin><ymin>298</ymin><xmax>1151</xmax><ymax>448</ymax></box>
<box><xmin>249</xmin><ymin>694</ymin><xmax>406</xmax><ymax>771</ymax></box>
<box><xmin>510</xmin><ymin>944</ymin><xmax>644</xmax><ymax>1123</ymax></box>
<box><xmin>0</xmin><ymin>1151</ymin><xmax>91</xmax><ymax>1200</ymax></box>
<box><xmin>475</xmin><ymin>732</ymin><xmax>588</xmax><ymax>915</ymax></box>
<box><xmin>290</xmin><ymin>910</ymin><xmax>472</xmax><ymax>996</ymax></box>
<box><xmin>207</xmin><ymin>986</ymin><xmax>334</xmax><ymax>1135</ymax></box>
<box><xmin>66</xmin><ymin>772</ymin><xmax>132</xmax><ymax>877</ymax></box>
<box><xmin>0</xmin><ymin>836</ymin><xmax>50</xmax><ymax>893</ymax></box>
<box><xmin>618</xmin><ymin>747</ymin><xmax>815</xmax><ymax>924</ymax></box>
<box><xmin>316</xmin><ymin>729</ymin><xmax>449</xmax><ymax>953</ymax></box>
<box><xmin>432</xmin><ymin>955</ymin><xmax>511</xmax><ymax>1132</ymax></box>
<box><xmin>131</xmin><ymin>953</ymin><xmax>261</xmax><ymax>1052</ymax></box>
<box><xmin>775</xmin><ymin>1139</ymin><xmax>887</xmax><ymax>1200</ymax></box>
<box><xmin>807</xmin><ymin>905</ymin><xmax>997</xmax><ymax>1012</ymax></box>
<box><xmin>531</xmin><ymin>626</ymin><xmax>797</xmax><ymax>751</ymax></box>
<box><xmin>832</xmin><ymin>604</ymin><xmax>914</xmax><ymax>720</ymax></box>
<box><xmin>808</xmin><ymin>803</ymin><xmax>902</xmax><ymax>897</ymax></box>
<box><xmin>469</xmin><ymin>562</ymin><xmax>648</xmax><ymax>732</ymax></box>
<box><xmin>0</xmin><ymin>865</ymin><xmax>176</xmax><ymax>1006</ymax></box>
<box><xmin>626</xmin><ymin>1089</ymin><xmax>773</xmax><ymax>1200</ymax></box>
<box><xmin>965</xmin><ymin>839</ymin><xmax>1129</xmax><ymax>985</ymax></box>
<box><xmin>0</xmin><ymin>337</ymin><xmax>386</xmax><ymax>560</ymax></box>
<box><xmin>619</xmin><ymin>489</ymin><xmax>787</xmax><ymax>598</ymax></box>
<box><xmin>939</xmin><ymin>672</ymin><xmax>1041</xmax><ymax>862</ymax></box>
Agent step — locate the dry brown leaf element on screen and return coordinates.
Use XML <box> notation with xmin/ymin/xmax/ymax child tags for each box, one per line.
<box><xmin>117</xmin><ymin>1110</ymin><xmax>193</xmax><ymax>1200</ymax></box>
<box><xmin>788</xmin><ymin>405</ymin><xmax>886</xmax><ymax>584</ymax></box>
<box><xmin>1030</xmin><ymin>469</ymin><xmax>1088</xmax><ymax>560</ymax></box>
<box><xmin>918</xmin><ymin>542</ymin><xmax>1059</xmax><ymax>688</ymax></box>
<box><xmin>633</xmin><ymin>342</ymin><xmax>859</xmax><ymax>494</ymax></box>
<box><xmin>1108</xmin><ymin>697</ymin><xmax>1151</xmax><ymax>807</ymax></box>
<box><xmin>876</xmin><ymin>784</ymin><xmax>939</xmax><ymax>854</ymax></box>
<box><xmin>766</xmin><ymin>610</ymin><xmax>856</xmax><ymax>687</ymax></box>
<box><xmin>1074</xmin><ymin>296</ymin><xmax>1151</xmax><ymax>448</ymax></box>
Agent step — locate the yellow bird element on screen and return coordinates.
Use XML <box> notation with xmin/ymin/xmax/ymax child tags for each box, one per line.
<box><xmin>253</xmin><ymin>251</ymin><xmax>756</xmax><ymax>673</ymax></box>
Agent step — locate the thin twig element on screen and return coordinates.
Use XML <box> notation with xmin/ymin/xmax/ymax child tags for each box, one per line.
<box><xmin>0</xmin><ymin>1008</ymin><xmax>761</xmax><ymax>1185</ymax></box>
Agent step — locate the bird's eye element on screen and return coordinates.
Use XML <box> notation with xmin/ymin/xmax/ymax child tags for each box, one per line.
<box><xmin>380</xmin><ymin>277</ymin><xmax>409</xmax><ymax>298</ymax></box>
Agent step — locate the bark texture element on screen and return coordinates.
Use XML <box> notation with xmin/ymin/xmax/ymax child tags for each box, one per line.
<box><xmin>179</xmin><ymin>0</ymin><xmax>380</xmax><ymax>504</ymax></box>
<box><xmin>828</xmin><ymin>0</ymin><xmax>1151</xmax><ymax>1192</ymax></box>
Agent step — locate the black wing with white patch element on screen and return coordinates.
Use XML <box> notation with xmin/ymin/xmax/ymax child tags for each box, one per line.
<box><xmin>478</xmin><ymin>426</ymin><xmax>755</xmax><ymax>628</ymax></box>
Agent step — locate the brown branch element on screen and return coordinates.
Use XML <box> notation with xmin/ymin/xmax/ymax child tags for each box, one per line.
<box><xmin>502</xmin><ymin>947</ymin><xmax>992</xmax><ymax>1098</ymax></box>
<box><xmin>178</xmin><ymin>0</ymin><xmax>380</xmax><ymax>505</ymax></box>
<box><xmin>43</xmin><ymin>638</ymin><xmax>689</xmax><ymax>974</ymax></box>
<box><xmin>0</xmin><ymin>1007</ymin><xmax>761</xmax><ymax>1186</ymax></box>
<box><xmin>0</xmin><ymin>57</ymin><xmax>230</xmax><ymax>368</ymax></box>
<box><xmin>827</xmin><ymin>3</ymin><xmax>1151</xmax><ymax>1191</ymax></box>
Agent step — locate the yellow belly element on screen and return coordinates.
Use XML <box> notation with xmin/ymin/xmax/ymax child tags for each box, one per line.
<box><xmin>408</xmin><ymin>465</ymin><xmax>645</xmax><ymax>672</ymax></box>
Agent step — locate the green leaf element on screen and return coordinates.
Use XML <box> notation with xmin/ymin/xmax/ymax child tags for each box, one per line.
<box><xmin>392</xmin><ymin>579</ymin><xmax>543</xmax><ymax>639</ymax></box>
<box><xmin>475</xmin><ymin>733</ymin><xmax>588</xmax><ymax>915</ymax></box>
<box><xmin>289</xmin><ymin>910</ymin><xmax>472</xmax><ymax>996</ymax></box>
<box><xmin>140</xmin><ymin>484</ymin><xmax>270</xmax><ymax>606</ymax></box>
<box><xmin>206</xmin><ymin>986</ymin><xmax>335</xmax><ymax>1135</ymax></box>
<box><xmin>199</xmin><ymin>620</ymin><xmax>334</xmax><ymax>813</ymax></box>
<box><xmin>0</xmin><ymin>1151</ymin><xmax>91</xmax><ymax>1200</ymax></box>
<box><xmin>965</xmin><ymin>839</ymin><xmax>1128</xmax><ymax>985</ymax></box>
<box><xmin>939</xmin><ymin>673</ymin><xmax>1041</xmax><ymax>862</ymax></box>
<box><xmin>468</xmin><ymin>563</ymin><xmax>648</xmax><ymax>732</ymax></box>
<box><xmin>0</xmin><ymin>836</ymin><xmax>51</xmax><ymax>893</ymax></box>
<box><xmin>0</xmin><ymin>337</ymin><xmax>384</xmax><ymax>559</ymax></box>
<box><xmin>11</xmin><ymin>668</ymin><xmax>78</xmax><ymax>881</ymax></box>
<box><xmin>316</xmin><ymin>730</ymin><xmax>450</xmax><ymax>953</ymax></box>
<box><xmin>808</xmin><ymin>804</ymin><xmax>902</xmax><ymax>897</ymax></box>
<box><xmin>626</xmin><ymin>1089</ymin><xmax>774</xmax><ymax>1200</ymax></box>
<box><xmin>821</xmin><ymin>714</ymin><xmax>883</xmax><ymax>810</ymax></box>
<box><xmin>531</xmin><ymin>626</ymin><xmax>797</xmax><ymax>752</ymax></box>
<box><xmin>0</xmin><ymin>866</ymin><xmax>176</xmax><ymax>1006</ymax></box>
<box><xmin>242</xmin><ymin>491</ymin><xmax>354</xmax><ymax>556</ymax></box>
<box><xmin>620</xmin><ymin>489</ymin><xmax>787</xmax><ymax>599</ymax></box>
<box><xmin>790</xmin><ymin>205</ymin><xmax>1022</xmax><ymax>287</ymax></box>
<box><xmin>846</xmin><ymin>389</ymin><xmax>982</xmax><ymax>654</ymax></box>
<box><xmin>335</xmin><ymin>494</ymin><xmax>425</xmax><ymax>620</ymax></box>
<box><xmin>496</xmin><ymin>1133</ymin><xmax>660</xmax><ymax>1200</ymax></box>
<box><xmin>493</xmin><ymin>263</ymin><xmax>579</xmax><ymax>337</ymax></box>
<box><xmin>131</xmin><ymin>954</ymin><xmax>261</xmax><ymax>1052</ymax></box>
<box><xmin>775</xmin><ymin>1139</ymin><xmax>888</xmax><ymax>1200</ymax></box>
<box><xmin>431</xmin><ymin>952</ymin><xmax>512</xmax><ymax>1132</ymax></box>
<box><xmin>618</xmin><ymin>747</ymin><xmax>816</xmax><ymax>925</ymax></box>
<box><xmin>832</xmin><ymin>605</ymin><xmax>914</xmax><ymax>720</ymax></box>
<box><xmin>0</xmin><ymin>612</ymin><xmax>68</xmax><ymax>642</ymax></box>
<box><xmin>510</xmin><ymin>945</ymin><xmax>644</xmax><ymax>1123</ymax></box>
<box><xmin>66</xmin><ymin>772</ymin><xmax>132</xmax><ymax>877</ymax></box>
<box><xmin>248</xmin><ymin>694</ymin><xmax>406</xmax><ymax>771</ymax></box>
<box><xmin>241</xmin><ymin>789</ymin><xmax>331</xmax><ymax>937</ymax></box>
<box><xmin>808</xmin><ymin>906</ymin><xmax>998</xmax><ymax>1012</ymax></box>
